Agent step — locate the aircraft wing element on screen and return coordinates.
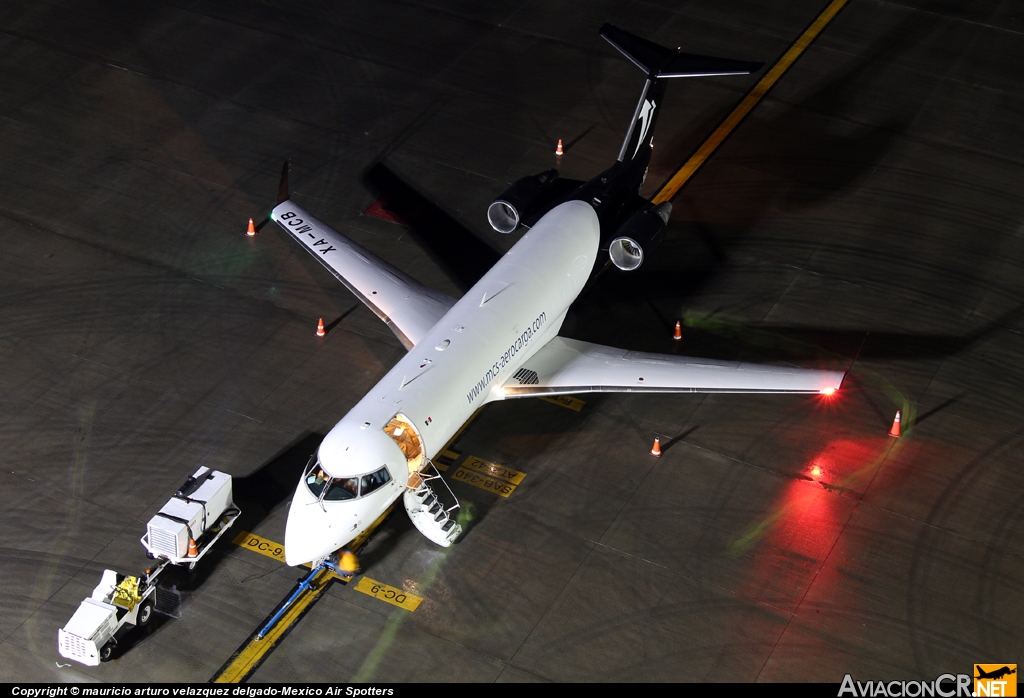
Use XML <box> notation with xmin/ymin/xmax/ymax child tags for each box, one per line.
<box><xmin>500</xmin><ymin>337</ymin><xmax>844</xmax><ymax>396</ymax></box>
<box><xmin>272</xmin><ymin>199</ymin><xmax>456</xmax><ymax>349</ymax></box>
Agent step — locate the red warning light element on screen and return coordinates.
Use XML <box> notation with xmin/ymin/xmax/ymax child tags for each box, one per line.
<box><xmin>820</xmin><ymin>387</ymin><xmax>836</xmax><ymax>396</ymax></box>
<box><xmin>811</xmin><ymin>465</ymin><xmax>822</xmax><ymax>478</ymax></box>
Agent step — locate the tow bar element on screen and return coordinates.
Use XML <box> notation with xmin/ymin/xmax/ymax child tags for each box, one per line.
<box><xmin>255</xmin><ymin>560</ymin><xmax>349</xmax><ymax>640</ymax></box>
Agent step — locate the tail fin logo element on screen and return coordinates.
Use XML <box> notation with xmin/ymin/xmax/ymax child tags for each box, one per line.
<box><xmin>632</xmin><ymin>99</ymin><xmax>656</xmax><ymax>159</ymax></box>
<box><xmin>975</xmin><ymin>665</ymin><xmax>1017</xmax><ymax>697</ymax></box>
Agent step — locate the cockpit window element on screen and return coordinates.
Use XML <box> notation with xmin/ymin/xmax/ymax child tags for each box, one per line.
<box><xmin>360</xmin><ymin>467</ymin><xmax>392</xmax><ymax>496</ymax></box>
<box><xmin>323</xmin><ymin>476</ymin><xmax>359</xmax><ymax>501</ymax></box>
<box><xmin>304</xmin><ymin>457</ymin><xmax>330</xmax><ymax>499</ymax></box>
<box><xmin>303</xmin><ymin>455</ymin><xmax>387</xmax><ymax>502</ymax></box>
<box><xmin>306</xmin><ymin>469</ymin><xmax>328</xmax><ymax>498</ymax></box>
<box><xmin>306</xmin><ymin>468</ymin><xmax>357</xmax><ymax>500</ymax></box>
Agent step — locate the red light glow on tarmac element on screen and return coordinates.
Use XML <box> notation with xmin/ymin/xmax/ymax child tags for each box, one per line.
<box><xmin>733</xmin><ymin>438</ymin><xmax>893</xmax><ymax>556</ymax></box>
<box><xmin>732</xmin><ymin>437</ymin><xmax>895</xmax><ymax>606</ymax></box>
<box><xmin>733</xmin><ymin>471</ymin><xmax>852</xmax><ymax>605</ymax></box>
<box><xmin>804</xmin><ymin>438</ymin><xmax>888</xmax><ymax>488</ymax></box>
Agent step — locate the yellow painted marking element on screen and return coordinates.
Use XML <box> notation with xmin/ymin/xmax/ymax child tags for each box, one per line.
<box><xmin>216</xmin><ymin>504</ymin><xmax>398</xmax><ymax>682</ymax></box>
<box><xmin>212</xmin><ymin>567</ymin><xmax>334</xmax><ymax>683</ymax></box>
<box><xmin>652</xmin><ymin>0</ymin><xmax>849</xmax><ymax>204</ymax></box>
<box><xmin>452</xmin><ymin>467</ymin><xmax>517</xmax><ymax>497</ymax></box>
<box><xmin>353</xmin><ymin>577</ymin><xmax>423</xmax><ymax>611</ymax></box>
<box><xmin>539</xmin><ymin>395</ymin><xmax>585</xmax><ymax>411</ymax></box>
<box><xmin>440</xmin><ymin>448</ymin><xmax>461</xmax><ymax>460</ymax></box>
<box><xmin>232</xmin><ymin>531</ymin><xmax>286</xmax><ymax>563</ymax></box>
<box><xmin>461</xmin><ymin>455</ymin><xmax>526</xmax><ymax>485</ymax></box>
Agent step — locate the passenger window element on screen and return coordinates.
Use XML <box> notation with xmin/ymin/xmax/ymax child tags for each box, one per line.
<box><xmin>360</xmin><ymin>467</ymin><xmax>392</xmax><ymax>496</ymax></box>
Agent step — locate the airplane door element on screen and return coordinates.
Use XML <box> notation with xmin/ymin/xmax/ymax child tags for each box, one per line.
<box><xmin>382</xmin><ymin>413</ymin><xmax>426</xmax><ymax>481</ymax></box>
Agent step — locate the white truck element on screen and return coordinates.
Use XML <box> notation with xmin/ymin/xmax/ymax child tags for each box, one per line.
<box><xmin>58</xmin><ymin>567</ymin><xmax>161</xmax><ymax>665</ymax></box>
<box><xmin>58</xmin><ymin>467</ymin><xmax>240</xmax><ymax>665</ymax></box>
<box><xmin>141</xmin><ymin>466</ymin><xmax>240</xmax><ymax>568</ymax></box>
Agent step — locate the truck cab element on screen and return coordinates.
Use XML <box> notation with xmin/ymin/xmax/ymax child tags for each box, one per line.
<box><xmin>58</xmin><ymin>569</ymin><xmax>155</xmax><ymax>665</ymax></box>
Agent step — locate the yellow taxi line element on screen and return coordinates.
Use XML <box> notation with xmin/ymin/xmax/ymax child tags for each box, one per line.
<box><xmin>652</xmin><ymin>0</ymin><xmax>849</xmax><ymax>204</ymax></box>
<box><xmin>215</xmin><ymin>503</ymin><xmax>398</xmax><ymax>682</ymax></box>
<box><xmin>212</xmin><ymin>566</ymin><xmax>334</xmax><ymax>683</ymax></box>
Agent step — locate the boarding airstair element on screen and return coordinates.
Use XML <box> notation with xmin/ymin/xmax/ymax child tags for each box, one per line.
<box><xmin>403</xmin><ymin>462</ymin><xmax>462</xmax><ymax>547</ymax></box>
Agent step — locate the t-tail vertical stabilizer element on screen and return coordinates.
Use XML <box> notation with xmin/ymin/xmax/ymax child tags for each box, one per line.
<box><xmin>599</xmin><ymin>24</ymin><xmax>764</xmax><ymax>164</ymax></box>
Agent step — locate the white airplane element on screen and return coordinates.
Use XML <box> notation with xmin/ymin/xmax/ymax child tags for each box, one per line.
<box><xmin>272</xmin><ymin>24</ymin><xmax>845</xmax><ymax>568</ymax></box>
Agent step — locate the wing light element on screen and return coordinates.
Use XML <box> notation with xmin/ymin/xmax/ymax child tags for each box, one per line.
<box><xmin>820</xmin><ymin>387</ymin><xmax>836</xmax><ymax>396</ymax></box>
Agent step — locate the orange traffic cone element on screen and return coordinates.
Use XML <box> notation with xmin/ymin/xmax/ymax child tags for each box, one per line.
<box><xmin>650</xmin><ymin>437</ymin><xmax>662</xmax><ymax>457</ymax></box>
<box><xmin>888</xmin><ymin>410</ymin><xmax>901</xmax><ymax>438</ymax></box>
<box><xmin>246</xmin><ymin>218</ymin><xmax>256</xmax><ymax>237</ymax></box>
<box><xmin>316</xmin><ymin>318</ymin><xmax>326</xmax><ymax>337</ymax></box>
<box><xmin>673</xmin><ymin>320</ymin><xmax>683</xmax><ymax>341</ymax></box>
<box><xmin>187</xmin><ymin>538</ymin><xmax>198</xmax><ymax>557</ymax></box>
<box><xmin>555</xmin><ymin>139</ymin><xmax>564</xmax><ymax>156</ymax></box>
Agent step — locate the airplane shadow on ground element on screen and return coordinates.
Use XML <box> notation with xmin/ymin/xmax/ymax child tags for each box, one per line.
<box><xmin>153</xmin><ymin>432</ymin><xmax>324</xmax><ymax>596</ymax></box>
<box><xmin>231</xmin><ymin>432</ymin><xmax>325</xmax><ymax>535</ymax></box>
<box><xmin>106</xmin><ymin>435</ymin><xmax>327</xmax><ymax>660</ymax></box>
<box><xmin>361</xmin><ymin>9</ymin><xmax>970</xmax><ymax>371</ymax></box>
<box><xmin>362</xmin><ymin>162</ymin><xmax>500</xmax><ymax>293</ymax></box>
<box><xmin>565</xmin><ymin>9</ymin><xmax>990</xmax><ymax>364</ymax></box>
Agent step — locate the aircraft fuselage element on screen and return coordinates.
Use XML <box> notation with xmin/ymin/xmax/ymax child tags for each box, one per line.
<box><xmin>282</xmin><ymin>200</ymin><xmax>600</xmax><ymax>565</ymax></box>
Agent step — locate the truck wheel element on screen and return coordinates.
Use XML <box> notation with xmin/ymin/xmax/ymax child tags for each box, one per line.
<box><xmin>138</xmin><ymin>600</ymin><xmax>153</xmax><ymax>625</ymax></box>
<box><xmin>99</xmin><ymin>643</ymin><xmax>115</xmax><ymax>662</ymax></box>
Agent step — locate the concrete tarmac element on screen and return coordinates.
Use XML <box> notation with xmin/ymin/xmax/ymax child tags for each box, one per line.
<box><xmin>1</xmin><ymin>0</ymin><xmax>1022</xmax><ymax>683</ymax></box>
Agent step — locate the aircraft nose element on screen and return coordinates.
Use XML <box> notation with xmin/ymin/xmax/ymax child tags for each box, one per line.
<box><xmin>284</xmin><ymin>491</ymin><xmax>336</xmax><ymax>567</ymax></box>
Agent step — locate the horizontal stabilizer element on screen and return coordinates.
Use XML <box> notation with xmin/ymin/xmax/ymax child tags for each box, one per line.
<box><xmin>600</xmin><ymin>23</ymin><xmax>763</xmax><ymax>78</ymax></box>
<box><xmin>657</xmin><ymin>52</ymin><xmax>763</xmax><ymax>78</ymax></box>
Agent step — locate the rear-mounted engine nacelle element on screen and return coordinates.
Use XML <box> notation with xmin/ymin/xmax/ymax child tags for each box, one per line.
<box><xmin>608</xmin><ymin>202</ymin><xmax>673</xmax><ymax>271</ymax></box>
<box><xmin>487</xmin><ymin>169</ymin><xmax>559</xmax><ymax>234</ymax></box>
